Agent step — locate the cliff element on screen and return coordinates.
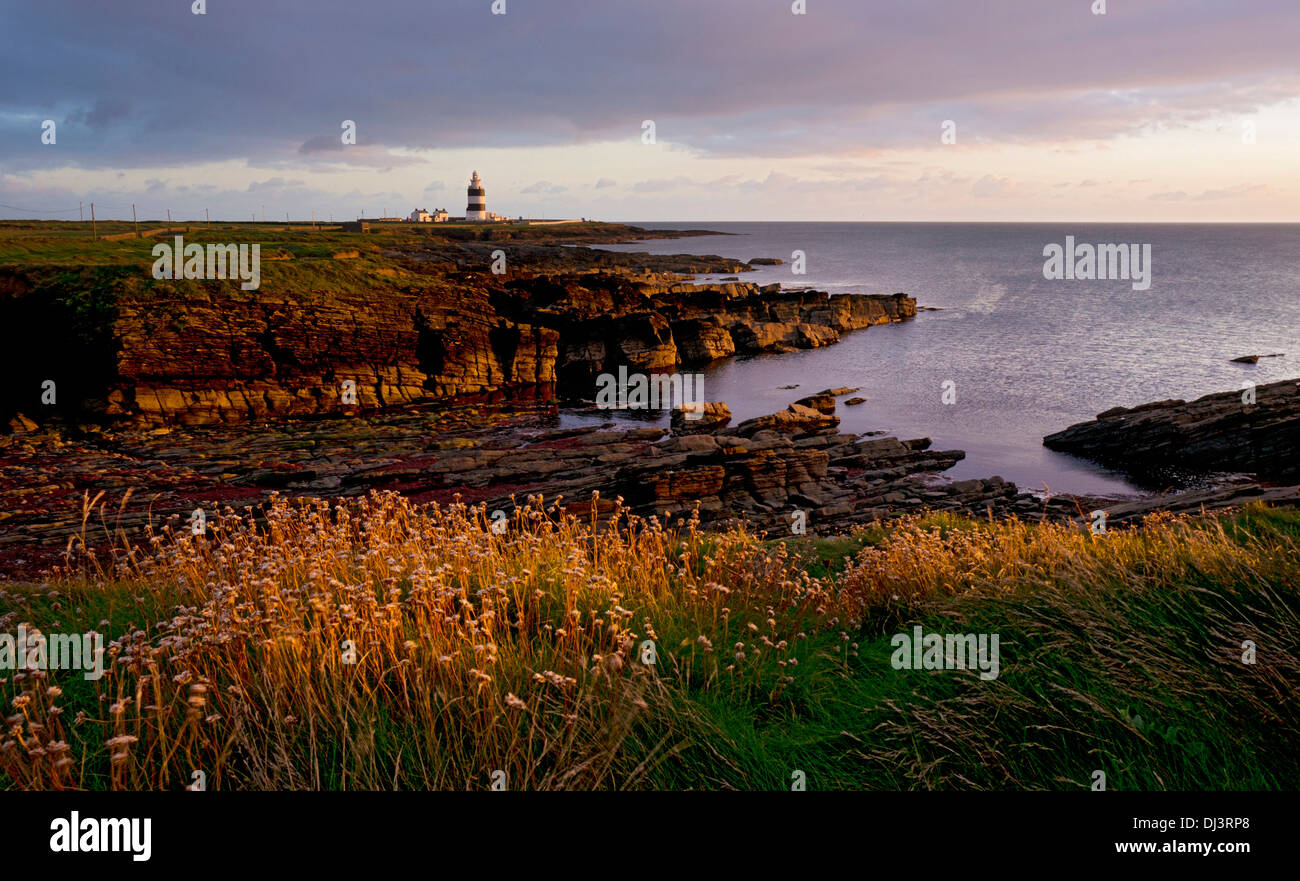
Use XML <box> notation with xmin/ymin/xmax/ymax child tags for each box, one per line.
<box><xmin>1</xmin><ymin>223</ymin><xmax>913</xmax><ymax>427</ymax></box>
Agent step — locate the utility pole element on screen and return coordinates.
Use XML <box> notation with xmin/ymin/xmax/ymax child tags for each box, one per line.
<box><xmin>90</xmin><ymin>202</ymin><xmax>96</xmax><ymax>239</ymax></box>
<box><xmin>167</xmin><ymin>208</ymin><xmax>171</xmax><ymax>223</ymax></box>
<box><xmin>132</xmin><ymin>203</ymin><xmax>140</xmax><ymax>238</ymax></box>
<box><xmin>261</xmin><ymin>204</ymin><xmax>265</xmax><ymax>222</ymax></box>
<box><xmin>205</xmin><ymin>208</ymin><xmax>210</xmax><ymax>225</ymax></box>
<box><xmin>79</xmin><ymin>201</ymin><xmax>83</xmax><ymax>221</ymax></box>
<box><xmin>285</xmin><ymin>212</ymin><xmax>289</xmax><ymax>224</ymax></box>
<box><xmin>311</xmin><ymin>209</ymin><xmax>315</xmax><ymax>229</ymax></box>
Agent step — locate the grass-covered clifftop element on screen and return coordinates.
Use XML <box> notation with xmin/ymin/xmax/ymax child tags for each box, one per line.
<box><xmin>3</xmin><ymin>496</ymin><xmax>1296</xmax><ymax>791</ymax></box>
<box><xmin>0</xmin><ymin>220</ymin><xmax>746</xmax><ymax>426</ymax></box>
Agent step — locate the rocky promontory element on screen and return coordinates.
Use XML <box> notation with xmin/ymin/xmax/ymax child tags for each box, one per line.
<box><xmin>1043</xmin><ymin>378</ymin><xmax>1300</xmax><ymax>481</ymax></box>
<box><xmin>1</xmin><ymin>222</ymin><xmax>912</xmax><ymax>428</ymax></box>
<box><xmin>7</xmin><ymin>220</ymin><xmax>1298</xmax><ymax>582</ymax></box>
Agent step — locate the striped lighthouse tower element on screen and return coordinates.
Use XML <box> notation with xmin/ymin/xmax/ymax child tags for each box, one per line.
<box><xmin>465</xmin><ymin>170</ymin><xmax>487</xmax><ymax>221</ymax></box>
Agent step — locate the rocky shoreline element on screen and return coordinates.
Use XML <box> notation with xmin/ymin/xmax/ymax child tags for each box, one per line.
<box><xmin>1044</xmin><ymin>377</ymin><xmax>1300</xmax><ymax>482</ymax></box>
<box><xmin>2</xmin><ymin>223</ymin><xmax>911</xmax><ymax>428</ymax></box>
<box><xmin>7</xmin><ymin>382</ymin><xmax>1295</xmax><ymax>579</ymax></box>
<box><xmin>2</xmin><ymin>222</ymin><xmax>1298</xmax><ymax>579</ymax></box>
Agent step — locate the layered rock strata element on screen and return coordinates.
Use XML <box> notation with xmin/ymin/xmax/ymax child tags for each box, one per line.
<box><xmin>2</xmin><ymin>233</ymin><xmax>913</xmax><ymax>428</ymax></box>
<box><xmin>1044</xmin><ymin>378</ymin><xmax>1300</xmax><ymax>481</ymax></box>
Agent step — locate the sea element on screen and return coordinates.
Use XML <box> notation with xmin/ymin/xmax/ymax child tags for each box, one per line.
<box><xmin>573</xmin><ymin>222</ymin><xmax>1300</xmax><ymax>498</ymax></box>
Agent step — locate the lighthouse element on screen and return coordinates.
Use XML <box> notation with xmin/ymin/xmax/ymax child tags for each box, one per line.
<box><xmin>465</xmin><ymin>170</ymin><xmax>488</xmax><ymax>221</ymax></box>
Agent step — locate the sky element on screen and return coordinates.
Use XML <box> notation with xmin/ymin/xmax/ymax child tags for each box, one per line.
<box><xmin>1</xmin><ymin>0</ymin><xmax>1298</xmax><ymax>223</ymax></box>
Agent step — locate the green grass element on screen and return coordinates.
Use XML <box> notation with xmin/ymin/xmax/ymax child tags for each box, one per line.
<box><xmin>3</xmin><ymin>501</ymin><xmax>1297</xmax><ymax>790</ymax></box>
<box><xmin>0</xmin><ymin>219</ymin><xmax>651</xmax><ymax>266</ymax></box>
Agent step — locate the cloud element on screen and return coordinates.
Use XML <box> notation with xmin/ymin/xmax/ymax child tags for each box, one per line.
<box><xmin>1192</xmin><ymin>183</ymin><xmax>1265</xmax><ymax>201</ymax></box>
<box><xmin>0</xmin><ymin>0</ymin><xmax>1297</xmax><ymax>220</ymax></box>
<box><xmin>970</xmin><ymin>174</ymin><xmax>1016</xmax><ymax>198</ymax></box>
<box><xmin>247</xmin><ymin>177</ymin><xmax>305</xmax><ymax>192</ymax></box>
<box><xmin>64</xmin><ymin>98</ymin><xmax>132</xmax><ymax>132</ymax></box>
<box><xmin>520</xmin><ymin>180</ymin><xmax>566</xmax><ymax>195</ymax></box>
<box><xmin>632</xmin><ymin>176</ymin><xmax>693</xmax><ymax>193</ymax></box>
<box><xmin>298</xmin><ymin>135</ymin><xmax>344</xmax><ymax>155</ymax></box>
<box><xmin>0</xmin><ymin>0</ymin><xmax>1297</xmax><ymax>172</ymax></box>
<box><xmin>1149</xmin><ymin>184</ymin><xmax>1265</xmax><ymax>202</ymax></box>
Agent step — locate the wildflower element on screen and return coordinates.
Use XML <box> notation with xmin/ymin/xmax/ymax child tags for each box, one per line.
<box><xmin>504</xmin><ymin>693</ymin><xmax>526</xmax><ymax>710</ymax></box>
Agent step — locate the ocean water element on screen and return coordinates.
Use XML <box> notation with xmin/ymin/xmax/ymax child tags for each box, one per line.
<box><xmin>580</xmin><ymin>222</ymin><xmax>1300</xmax><ymax>497</ymax></box>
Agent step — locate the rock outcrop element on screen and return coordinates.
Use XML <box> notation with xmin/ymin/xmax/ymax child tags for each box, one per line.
<box><xmin>0</xmin><ymin>396</ymin><xmax>978</xmax><ymax>574</ymax></box>
<box><xmin>671</xmin><ymin>401</ymin><xmax>731</xmax><ymax>433</ymax></box>
<box><xmin>1043</xmin><ymin>378</ymin><xmax>1300</xmax><ymax>481</ymax></box>
<box><xmin>1</xmin><ymin>227</ymin><xmax>915</xmax><ymax>428</ymax></box>
<box><xmin>6</xmin><ymin>388</ymin><xmax>1298</xmax><ymax>578</ymax></box>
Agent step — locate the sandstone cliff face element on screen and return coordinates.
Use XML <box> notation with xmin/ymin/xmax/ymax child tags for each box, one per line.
<box><xmin>661</xmin><ymin>289</ymin><xmax>915</xmax><ymax>363</ymax></box>
<box><xmin>1043</xmin><ymin>378</ymin><xmax>1300</xmax><ymax>481</ymax></box>
<box><xmin>95</xmin><ymin>286</ymin><xmax>563</xmax><ymax>426</ymax></box>
<box><xmin>3</xmin><ymin>248</ymin><xmax>916</xmax><ymax>427</ymax></box>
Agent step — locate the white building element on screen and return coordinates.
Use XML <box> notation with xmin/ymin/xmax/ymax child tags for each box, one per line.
<box><xmin>408</xmin><ymin>208</ymin><xmax>451</xmax><ymax>223</ymax></box>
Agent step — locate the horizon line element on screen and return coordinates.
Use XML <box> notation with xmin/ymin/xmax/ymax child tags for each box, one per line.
<box><xmin>4</xmin><ymin>216</ymin><xmax>1300</xmax><ymax>225</ymax></box>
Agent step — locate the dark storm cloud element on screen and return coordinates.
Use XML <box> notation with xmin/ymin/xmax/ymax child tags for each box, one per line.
<box><xmin>0</xmin><ymin>0</ymin><xmax>1297</xmax><ymax>172</ymax></box>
